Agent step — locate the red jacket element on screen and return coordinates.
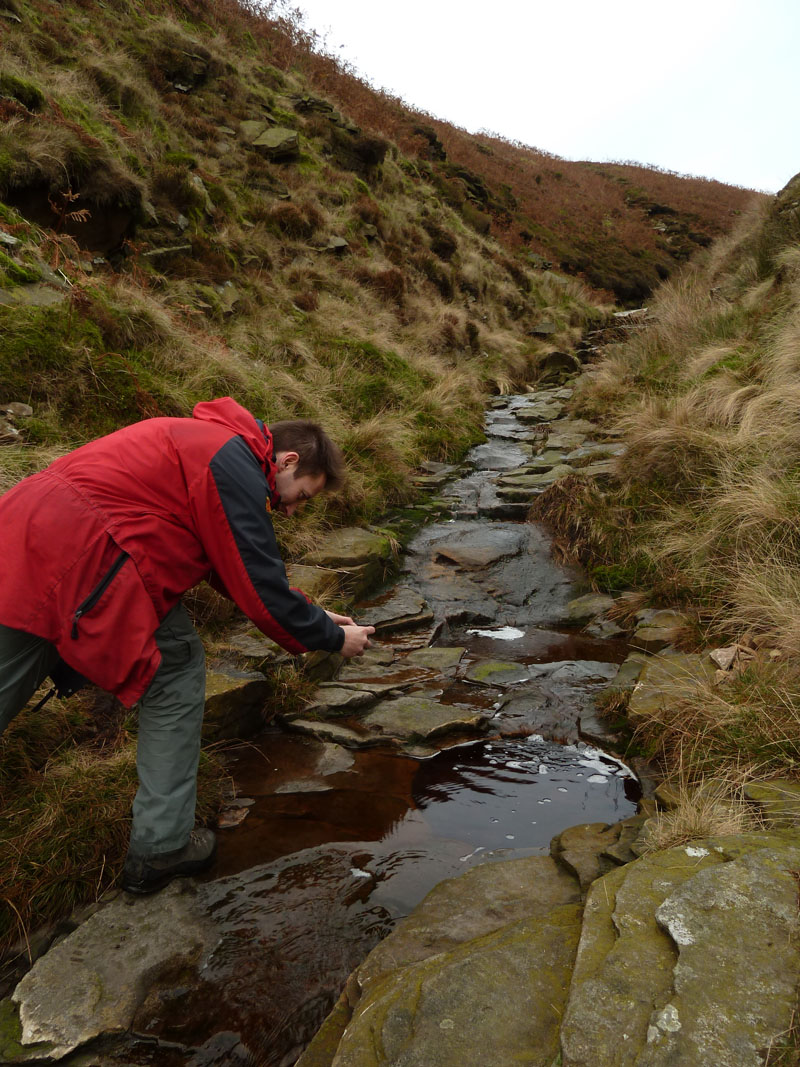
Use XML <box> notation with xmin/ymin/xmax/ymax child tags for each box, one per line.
<box><xmin>0</xmin><ymin>398</ymin><xmax>343</xmax><ymax>705</ymax></box>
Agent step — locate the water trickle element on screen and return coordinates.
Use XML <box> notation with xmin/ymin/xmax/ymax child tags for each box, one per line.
<box><xmin>121</xmin><ymin>391</ymin><xmax>638</xmax><ymax>1066</ymax></box>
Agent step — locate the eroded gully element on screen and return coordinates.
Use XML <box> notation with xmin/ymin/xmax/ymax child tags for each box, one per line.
<box><xmin>124</xmin><ymin>389</ymin><xmax>639</xmax><ymax>1067</ymax></box>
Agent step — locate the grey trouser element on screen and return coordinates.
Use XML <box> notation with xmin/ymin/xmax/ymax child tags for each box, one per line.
<box><xmin>0</xmin><ymin>603</ymin><xmax>206</xmax><ymax>857</ymax></box>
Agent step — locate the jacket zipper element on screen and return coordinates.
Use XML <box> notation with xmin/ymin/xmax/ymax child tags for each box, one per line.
<box><xmin>71</xmin><ymin>551</ymin><xmax>129</xmax><ymax>639</ymax></box>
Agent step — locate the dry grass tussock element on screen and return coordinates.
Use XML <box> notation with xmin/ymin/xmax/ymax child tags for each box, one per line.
<box><xmin>639</xmin><ymin>778</ymin><xmax>760</xmax><ymax>854</ymax></box>
<box><xmin>634</xmin><ymin>660</ymin><xmax>800</xmax><ymax>780</ymax></box>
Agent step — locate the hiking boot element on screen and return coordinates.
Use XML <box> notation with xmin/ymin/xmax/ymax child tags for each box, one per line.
<box><xmin>122</xmin><ymin>828</ymin><xmax>217</xmax><ymax>894</ymax></box>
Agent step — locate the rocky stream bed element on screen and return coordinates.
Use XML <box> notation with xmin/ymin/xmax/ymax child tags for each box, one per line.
<box><xmin>3</xmin><ymin>373</ymin><xmax>800</xmax><ymax>1067</ymax></box>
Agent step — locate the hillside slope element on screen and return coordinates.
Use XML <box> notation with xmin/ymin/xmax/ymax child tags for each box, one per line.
<box><xmin>535</xmin><ymin>169</ymin><xmax>800</xmax><ymax>790</ymax></box>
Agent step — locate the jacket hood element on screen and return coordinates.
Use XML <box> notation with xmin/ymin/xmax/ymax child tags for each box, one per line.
<box><xmin>192</xmin><ymin>397</ymin><xmax>279</xmax><ymax>500</ymax></box>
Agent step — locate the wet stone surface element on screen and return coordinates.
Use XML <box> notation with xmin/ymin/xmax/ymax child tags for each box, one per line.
<box><xmin>15</xmin><ymin>392</ymin><xmax>642</xmax><ymax>1067</ymax></box>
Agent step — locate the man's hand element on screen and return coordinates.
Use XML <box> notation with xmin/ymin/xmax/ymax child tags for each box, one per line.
<box><xmin>325</xmin><ymin>610</ymin><xmax>356</xmax><ymax>627</ymax></box>
<box><xmin>340</xmin><ymin>624</ymin><xmax>375</xmax><ymax>658</ymax></box>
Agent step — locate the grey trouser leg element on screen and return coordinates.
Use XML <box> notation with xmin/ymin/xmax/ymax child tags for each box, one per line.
<box><xmin>129</xmin><ymin>603</ymin><xmax>206</xmax><ymax>857</ymax></box>
<box><xmin>0</xmin><ymin>624</ymin><xmax>60</xmax><ymax>735</ymax></box>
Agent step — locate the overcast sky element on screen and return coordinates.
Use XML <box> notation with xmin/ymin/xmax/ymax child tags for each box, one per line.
<box><xmin>288</xmin><ymin>0</ymin><xmax>799</xmax><ymax>193</ymax></box>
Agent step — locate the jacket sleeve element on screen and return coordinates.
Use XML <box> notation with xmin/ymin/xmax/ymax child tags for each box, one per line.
<box><xmin>191</xmin><ymin>436</ymin><xmax>345</xmax><ymax>655</ymax></box>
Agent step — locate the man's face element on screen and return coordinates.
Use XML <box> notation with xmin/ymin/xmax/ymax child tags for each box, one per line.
<box><xmin>274</xmin><ymin>452</ymin><xmax>326</xmax><ymax>516</ymax></box>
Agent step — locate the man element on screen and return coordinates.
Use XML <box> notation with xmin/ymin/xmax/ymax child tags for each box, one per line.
<box><xmin>0</xmin><ymin>397</ymin><xmax>375</xmax><ymax>893</ymax></box>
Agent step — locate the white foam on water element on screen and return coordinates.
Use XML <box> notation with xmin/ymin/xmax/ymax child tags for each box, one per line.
<box><xmin>587</xmin><ymin>774</ymin><xmax>609</xmax><ymax>784</ymax></box>
<box><xmin>466</xmin><ymin>626</ymin><xmax>525</xmax><ymax>640</ymax></box>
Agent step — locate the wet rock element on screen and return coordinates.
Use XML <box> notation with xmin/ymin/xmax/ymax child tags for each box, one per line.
<box><xmin>432</xmin><ymin>527</ymin><xmax>526</xmax><ymax>568</ymax></box>
<box><xmin>302</xmin><ymin>685</ymin><xmax>377</xmax><ymax>717</ymax></box>
<box><xmin>361</xmin><ymin>694</ymin><xmax>490</xmax><ymax>742</ymax></box>
<box><xmin>561</xmin><ymin>833</ymin><xmax>800</xmax><ymax>1066</ymax></box>
<box><xmin>551</xmin><ymin>822</ymin><xmax>621</xmax><ymax>891</ymax></box>
<box><xmin>405</xmin><ymin>646</ymin><xmax>465</xmax><ymax>673</ymax></box>
<box><xmin>464</xmin><ymin>659</ymin><xmax>531</xmax><ymax>686</ymax></box>
<box><xmin>522</xmin><ymin>449</ymin><xmax>569</xmax><ymax>470</ymax></box>
<box><xmin>496</xmin><ymin>662</ymin><xmax>620</xmax><ymax>741</ymax></box>
<box><xmin>284</xmin><ymin>719</ymin><xmax>374</xmax><ymax>748</ymax></box>
<box><xmin>2</xmin><ymin>883</ymin><xmax>212</xmax><ymax>1062</ymax></box>
<box><xmin>628</xmin><ymin>650</ymin><xmax>716</xmax><ymax>719</ymax></box>
<box><xmin>632</xmin><ymin>608</ymin><xmax>689</xmax><ymax>652</ymax></box>
<box><xmin>567</xmin><ymin>593</ymin><xmax>616</xmax><ymax>625</ymax></box>
<box><xmin>301</xmin><ymin>857</ymin><xmax>582</xmax><ymax>1067</ymax></box>
<box><xmin>584</xmin><ymin>616</ymin><xmax>626</xmax><ymax>639</ymax></box>
<box><xmin>496</xmin><ymin>464</ymin><xmax>574</xmax><ymax>491</ymax></box>
<box><xmin>316</xmin><ymin>743</ymin><xmax>356</xmax><ymax>776</ymax></box>
<box><xmin>203</xmin><ymin>668</ymin><xmax>272</xmax><ymax>739</ymax></box>
<box><xmin>578</xmin><ymin>708</ymin><xmax>622</xmax><ymax>748</ymax></box>
<box><xmin>359</xmin><ymin>587</ymin><xmax>433</xmax><ymax>633</ymax></box>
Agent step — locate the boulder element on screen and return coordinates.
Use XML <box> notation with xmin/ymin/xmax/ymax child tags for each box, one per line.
<box><xmin>303</xmin><ymin>528</ymin><xmax>393</xmax><ymax>598</ymax></box>
<box><xmin>203</xmin><ymin>668</ymin><xmax>272</xmax><ymax>739</ymax></box>
<box><xmin>251</xmin><ymin>126</ymin><xmax>299</xmax><ymax>159</ymax></box>
<box><xmin>561</xmin><ymin>834</ymin><xmax>800</xmax><ymax>1066</ymax></box>
<box><xmin>1</xmin><ymin>883</ymin><xmax>212</xmax><ymax>1062</ymax></box>
<box><xmin>744</xmin><ymin>779</ymin><xmax>800</xmax><ymax>828</ymax></box>
<box><xmin>566</xmin><ymin>593</ymin><xmax>616</xmax><ymax>625</ymax></box>
<box><xmin>286</xmin><ymin>563</ymin><xmax>340</xmax><ymax>601</ymax></box>
<box><xmin>632</xmin><ymin>608</ymin><xmax>689</xmax><ymax>652</ymax></box>
<box><xmin>627</xmin><ymin>650</ymin><xmax>716</xmax><ymax>719</ymax></box>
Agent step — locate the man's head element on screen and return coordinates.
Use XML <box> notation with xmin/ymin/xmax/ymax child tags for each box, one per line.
<box><xmin>270</xmin><ymin>419</ymin><xmax>345</xmax><ymax>516</ymax></box>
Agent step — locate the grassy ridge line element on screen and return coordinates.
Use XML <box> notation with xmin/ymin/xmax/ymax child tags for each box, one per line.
<box><xmin>533</xmin><ymin>172</ymin><xmax>800</xmax><ymax>833</ymax></box>
<box><xmin>0</xmin><ymin>0</ymin><xmax>607</xmax><ymax>964</ymax></box>
<box><xmin>249</xmin><ymin>3</ymin><xmax>762</xmax><ymax>300</ymax></box>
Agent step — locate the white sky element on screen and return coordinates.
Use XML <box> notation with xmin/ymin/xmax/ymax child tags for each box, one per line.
<box><xmin>289</xmin><ymin>0</ymin><xmax>799</xmax><ymax>193</ymax></box>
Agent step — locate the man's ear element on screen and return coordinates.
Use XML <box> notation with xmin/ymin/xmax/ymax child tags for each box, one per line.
<box><xmin>276</xmin><ymin>450</ymin><xmax>300</xmax><ymax>471</ymax></box>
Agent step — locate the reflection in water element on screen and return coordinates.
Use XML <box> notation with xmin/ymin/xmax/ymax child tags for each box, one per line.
<box><xmin>412</xmin><ymin>736</ymin><xmax>638</xmax><ymax>853</ymax></box>
<box><xmin>127</xmin><ymin>734</ymin><xmax>637</xmax><ymax>1067</ymax></box>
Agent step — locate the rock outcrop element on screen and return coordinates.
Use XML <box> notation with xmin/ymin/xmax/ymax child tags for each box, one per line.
<box><xmin>300</xmin><ymin>830</ymin><xmax>800</xmax><ymax>1067</ymax></box>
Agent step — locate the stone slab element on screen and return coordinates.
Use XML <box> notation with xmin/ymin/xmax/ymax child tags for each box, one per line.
<box><xmin>3</xmin><ymin>884</ymin><xmax>212</xmax><ymax>1061</ymax></box>
<box><xmin>361</xmin><ymin>694</ymin><xmax>489</xmax><ymax>741</ymax></box>
<box><xmin>627</xmin><ymin>651</ymin><xmax>716</xmax><ymax>718</ymax></box>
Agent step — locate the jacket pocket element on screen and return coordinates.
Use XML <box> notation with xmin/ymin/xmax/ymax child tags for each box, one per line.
<box><xmin>71</xmin><ymin>550</ymin><xmax>130</xmax><ymax>639</ymax></box>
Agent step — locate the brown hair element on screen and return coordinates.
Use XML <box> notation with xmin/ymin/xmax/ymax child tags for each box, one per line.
<box><xmin>269</xmin><ymin>419</ymin><xmax>346</xmax><ymax>491</ymax></box>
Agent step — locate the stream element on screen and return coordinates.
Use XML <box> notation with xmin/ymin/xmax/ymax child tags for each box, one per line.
<box><xmin>121</xmin><ymin>389</ymin><xmax>638</xmax><ymax>1067</ymax></box>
